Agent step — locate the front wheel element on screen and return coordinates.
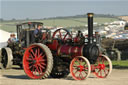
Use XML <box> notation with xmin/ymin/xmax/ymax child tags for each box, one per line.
<box><xmin>93</xmin><ymin>55</ymin><xmax>112</xmax><ymax>78</ymax></box>
<box><xmin>23</xmin><ymin>43</ymin><xmax>53</xmax><ymax>79</ymax></box>
<box><xmin>70</xmin><ymin>56</ymin><xmax>91</xmax><ymax>80</ymax></box>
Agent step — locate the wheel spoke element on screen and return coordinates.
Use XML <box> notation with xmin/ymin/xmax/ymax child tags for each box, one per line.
<box><xmin>32</xmin><ymin>67</ymin><xmax>35</xmax><ymax>72</ymax></box>
<box><xmin>28</xmin><ymin>61</ymin><xmax>34</xmax><ymax>64</ymax></box>
<box><xmin>100</xmin><ymin>70</ymin><xmax>102</xmax><ymax>77</ymax></box>
<box><xmin>35</xmin><ymin>65</ymin><xmax>40</xmax><ymax>74</ymax></box>
<box><xmin>38</xmin><ymin>63</ymin><xmax>45</xmax><ymax>69</ymax></box>
<box><xmin>30</xmin><ymin>49</ymin><xmax>36</xmax><ymax>58</ymax></box>
<box><xmin>72</xmin><ymin>66</ymin><xmax>78</xmax><ymax>69</ymax></box>
<box><xmin>80</xmin><ymin>59</ymin><xmax>83</xmax><ymax>65</ymax></box>
<box><xmin>76</xmin><ymin>59</ymin><xmax>81</xmax><ymax>65</ymax></box>
<box><xmin>59</xmin><ymin>30</ymin><xmax>62</xmax><ymax>40</ymax></box>
<box><xmin>84</xmin><ymin>70</ymin><xmax>88</xmax><ymax>74</ymax></box>
<box><xmin>74</xmin><ymin>70</ymin><xmax>79</xmax><ymax>74</ymax></box>
<box><xmin>95</xmin><ymin>65</ymin><xmax>100</xmax><ymax>69</ymax></box>
<box><xmin>28</xmin><ymin>64</ymin><xmax>35</xmax><ymax>71</ymax></box>
<box><xmin>39</xmin><ymin>59</ymin><xmax>46</xmax><ymax>62</ymax></box>
<box><xmin>103</xmin><ymin>69</ymin><xmax>107</xmax><ymax>76</ymax></box>
<box><xmin>38</xmin><ymin>66</ymin><xmax>43</xmax><ymax>74</ymax></box>
<box><xmin>97</xmin><ymin>69</ymin><xmax>101</xmax><ymax>74</ymax></box>
<box><xmin>83</xmin><ymin>61</ymin><xmax>87</xmax><ymax>66</ymax></box>
<box><xmin>29</xmin><ymin>52</ymin><xmax>35</xmax><ymax>60</ymax></box>
<box><xmin>63</xmin><ymin>33</ymin><xmax>68</xmax><ymax>40</ymax></box>
<box><xmin>105</xmin><ymin>64</ymin><xmax>109</xmax><ymax>69</ymax></box>
<box><xmin>37</xmin><ymin>64</ymin><xmax>44</xmax><ymax>73</ymax></box>
<box><xmin>28</xmin><ymin>64</ymin><xmax>34</xmax><ymax>69</ymax></box>
<box><xmin>79</xmin><ymin>72</ymin><xmax>84</xmax><ymax>79</ymax></box>
<box><xmin>35</xmin><ymin>49</ymin><xmax>38</xmax><ymax>58</ymax></box>
<box><xmin>26</xmin><ymin>57</ymin><xmax>33</xmax><ymax>61</ymax></box>
<box><xmin>38</xmin><ymin>48</ymin><xmax>40</xmax><ymax>57</ymax></box>
<box><xmin>105</xmin><ymin>68</ymin><xmax>109</xmax><ymax>73</ymax></box>
<box><xmin>73</xmin><ymin>61</ymin><xmax>79</xmax><ymax>66</ymax></box>
<box><xmin>40</xmin><ymin>62</ymin><xmax>46</xmax><ymax>66</ymax></box>
<box><xmin>102</xmin><ymin>57</ymin><xmax>105</xmax><ymax>64</ymax></box>
<box><xmin>38</xmin><ymin>53</ymin><xmax>44</xmax><ymax>60</ymax></box>
<box><xmin>84</xmin><ymin>66</ymin><xmax>88</xmax><ymax>70</ymax></box>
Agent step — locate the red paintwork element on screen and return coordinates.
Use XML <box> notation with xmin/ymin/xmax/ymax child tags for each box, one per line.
<box><xmin>57</xmin><ymin>45</ymin><xmax>84</xmax><ymax>58</ymax></box>
<box><xmin>73</xmin><ymin>37</ymin><xmax>80</xmax><ymax>43</ymax></box>
<box><xmin>42</xmin><ymin>33</ymin><xmax>47</xmax><ymax>40</ymax></box>
<box><xmin>47</xmin><ymin>40</ymin><xmax>59</xmax><ymax>51</ymax></box>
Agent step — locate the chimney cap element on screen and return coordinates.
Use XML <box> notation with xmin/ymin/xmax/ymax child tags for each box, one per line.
<box><xmin>87</xmin><ymin>13</ymin><xmax>94</xmax><ymax>17</ymax></box>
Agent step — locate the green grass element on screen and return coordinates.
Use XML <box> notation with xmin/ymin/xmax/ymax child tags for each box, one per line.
<box><xmin>0</xmin><ymin>17</ymin><xmax>119</xmax><ymax>32</ymax></box>
<box><xmin>112</xmin><ymin>60</ymin><xmax>128</xmax><ymax>69</ymax></box>
<box><xmin>112</xmin><ymin>60</ymin><xmax>128</xmax><ymax>67</ymax></box>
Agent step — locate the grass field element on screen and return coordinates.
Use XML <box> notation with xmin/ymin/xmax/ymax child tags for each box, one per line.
<box><xmin>112</xmin><ymin>60</ymin><xmax>128</xmax><ymax>69</ymax></box>
<box><xmin>112</xmin><ymin>60</ymin><xmax>128</xmax><ymax>67</ymax></box>
<box><xmin>0</xmin><ymin>17</ymin><xmax>119</xmax><ymax>32</ymax></box>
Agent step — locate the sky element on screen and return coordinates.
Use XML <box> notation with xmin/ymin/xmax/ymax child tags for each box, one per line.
<box><xmin>1</xmin><ymin>0</ymin><xmax>128</xmax><ymax>1</ymax></box>
<box><xmin>0</xmin><ymin>0</ymin><xmax>128</xmax><ymax>20</ymax></box>
<box><xmin>0</xmin><ymin>0</ymin><xmax>127</xmax><ymax>1</ymax></box>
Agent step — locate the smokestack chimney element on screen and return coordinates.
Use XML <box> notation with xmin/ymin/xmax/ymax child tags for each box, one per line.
<box><xmin>87</xmin><ymin>13</ymin><xmax>94</xmax><ymax>44</ymax></box>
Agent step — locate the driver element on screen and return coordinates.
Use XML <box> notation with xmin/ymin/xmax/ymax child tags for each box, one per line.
<box><xmin>34</xmin><ymin>24</ymin><xmax>43</xmax><ymax>42</ymax></box>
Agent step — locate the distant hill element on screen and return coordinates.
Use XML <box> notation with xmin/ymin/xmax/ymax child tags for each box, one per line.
<box><xmin>0</xmin><ymin>14</ymin><xmax>118</xmax><ymax>22</ymax></box>
<box><xmin>43</xmin><ymin>14</ymin><xmax>117</xmax><ymax>20</ymax></box>
<box><xmin>0</xmin><ymin>14</ymin><xmax>120</xmax><ymax>32</ymax></box>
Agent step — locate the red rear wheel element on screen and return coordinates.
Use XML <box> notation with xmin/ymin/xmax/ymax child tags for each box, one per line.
<box><xmin>70</xmin><ymin>56</ymin><xmax>91</xmax><ymax>80</ymax></box>
<box><xmin>23</xmin><ymin>43</ymin><xmax>53</xmax><ymax>79</ymax></box>
<box><xmin>94</xmin><ymin>55</ymin><xmax>112</xmax><ymax>78</ymax></box>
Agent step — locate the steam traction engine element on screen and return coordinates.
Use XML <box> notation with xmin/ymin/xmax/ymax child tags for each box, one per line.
<box><xmin>0</xmin><ymin>13</ymin><xmax>112</xmax><ymax>80</ymax></box>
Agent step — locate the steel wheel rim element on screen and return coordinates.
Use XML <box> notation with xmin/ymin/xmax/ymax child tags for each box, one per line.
<box><xmin>70</xmin><ymin>56</ymin><xmax>90</xmax><ymax>80</ymax></box>
<box><xmin>23</xmin><ymin>45</ymin><xmax>48</xmax><ymax>79</ymax></box>
<box><xmin>94</xmin><ymin>55</ymin><xmax>112</xmax><ymax>78</ymax></box>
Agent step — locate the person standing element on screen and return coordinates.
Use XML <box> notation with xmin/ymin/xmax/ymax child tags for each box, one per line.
<box><xmin>7</xmin><ymin>34</ymin><xmax>13</xmax><ymax>43</ymax></box>
<box><xmin>95</xmin><ymin>31</ymin><xmax>101</xmax><ymax>46</ymax></box>
<box><xmin>34</xmin><ymin>24</ymin><xmax>43</xmax><ymax>42</ymax></box>
<box><xmin>12</xmin><ymin>34</ymin><xmax>17</xmax><ymax>42</ymax></box>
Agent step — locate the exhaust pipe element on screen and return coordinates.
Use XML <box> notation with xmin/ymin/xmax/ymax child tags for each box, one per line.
<box><xmin>87</xmin><ymin>13</ymin><xmax>94</xmax><ymax>44</ymax></box>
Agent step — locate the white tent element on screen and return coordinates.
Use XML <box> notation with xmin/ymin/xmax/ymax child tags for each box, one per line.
<box><xmin>0</xmin><ymin>30</ymin><xmax>10</xmax><ymax>48</ymax></box>
<box><xmin>0</xmin><ymin>30</ymin><xmax>10</xmax><ymax>42</ymax></box>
